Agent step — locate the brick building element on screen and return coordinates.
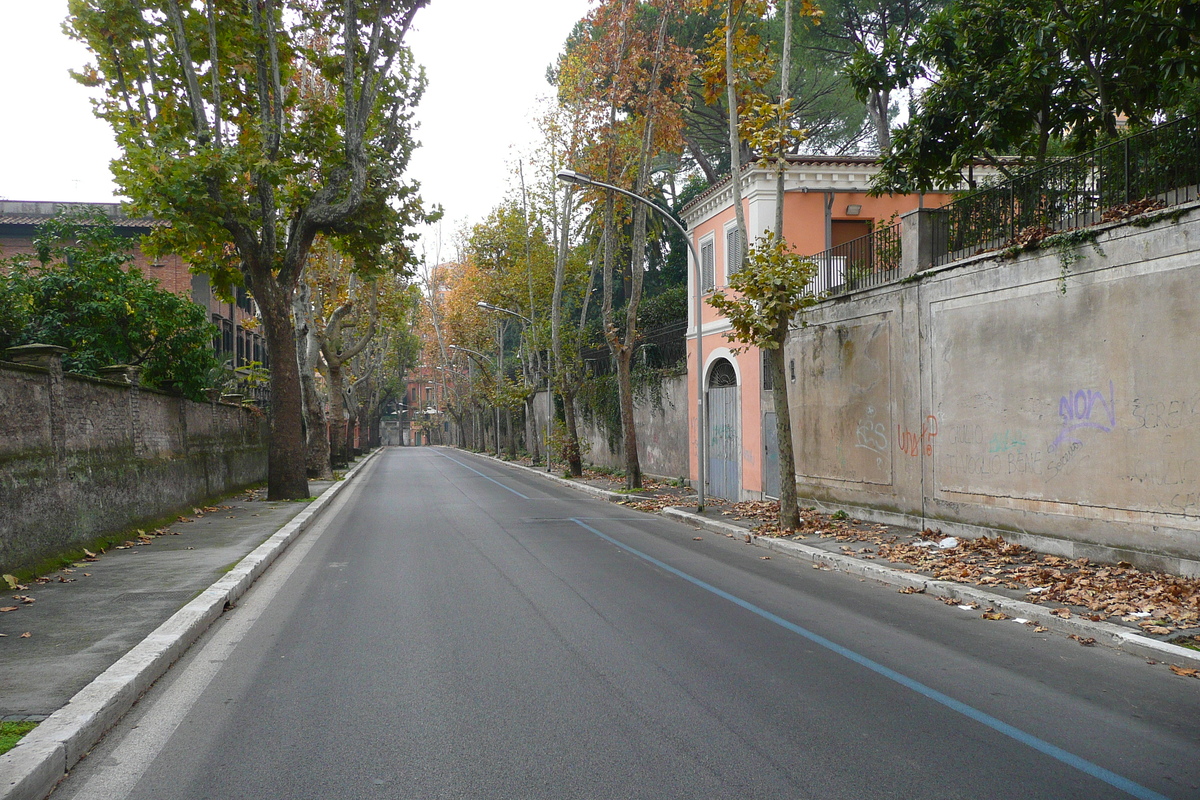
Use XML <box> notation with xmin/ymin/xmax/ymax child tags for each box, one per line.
<box><xmin>0</xmin><ymin>200</ymin><xmax>265</xmax><ymax>376</ymax></box>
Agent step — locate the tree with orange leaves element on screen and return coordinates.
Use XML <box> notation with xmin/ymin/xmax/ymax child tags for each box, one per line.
<box><xmin>558</xmin><ymin>0</ymin><xmax>695</xmax><ymax>490</ymax></box>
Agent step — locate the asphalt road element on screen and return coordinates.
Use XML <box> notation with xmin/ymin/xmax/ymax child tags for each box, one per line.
<box><xmin>52</xmin><ymin>447</ymin><xmax>1200</xmax><ymax>800</ymax></box>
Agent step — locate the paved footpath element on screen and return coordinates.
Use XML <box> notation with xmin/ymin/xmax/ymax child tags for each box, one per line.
<box><xmin>0</xmin><ymin>451</ymin><xmax>377</xmax><ymax>800</ymax></box>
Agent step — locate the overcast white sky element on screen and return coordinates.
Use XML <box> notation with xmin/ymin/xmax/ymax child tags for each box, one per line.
<box><xmin>0</xmin><ymin>1</ymin><xmax>592</xmax><ymax>256</ymax></box>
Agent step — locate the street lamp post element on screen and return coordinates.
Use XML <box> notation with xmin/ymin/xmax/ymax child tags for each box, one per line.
<box><xmin>450</xmin><ymin>344</ymin><xmax>501</xmax><ymax>456</ymax></box>
<box><xmin>555</xmin><ymin>169</ymin><xmax>706</xmax><ymax>512</ymax></box>
<box><xmin>477</xmin><ymin>301</ymin><xmax>553</xmax><ymax>474</ymax></box>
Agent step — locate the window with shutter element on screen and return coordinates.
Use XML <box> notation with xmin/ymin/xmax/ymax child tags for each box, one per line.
<box><xmin>726</xmin><ymin>226</ymin><xmax>743</xmax><ymax>277</ymax></box>
<box><xmin>701</xmin><ymin>239</ymin><xmax>715</xmax><ymax>292</ymax></box>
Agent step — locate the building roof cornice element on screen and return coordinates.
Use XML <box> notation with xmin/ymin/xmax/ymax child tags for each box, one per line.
<box><xmin>681</xmin><ymin>157</ymin><xmax>886</xmax><ymax>225</ymax></box>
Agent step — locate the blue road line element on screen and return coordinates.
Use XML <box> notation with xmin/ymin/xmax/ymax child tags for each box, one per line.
<box><xmin>439</xmin><ymin>453</ymin><xmax>530</xmax><ymax>499</ymax></box>
<box><xmin>571</xmin><ymin>518</ymin><xmax>1169</xmax><ymax>800</ymax></box>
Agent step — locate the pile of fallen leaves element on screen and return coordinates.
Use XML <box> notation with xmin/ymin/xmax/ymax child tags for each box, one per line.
<box><xmin>615</xmin><ymin>478</ymin><xmax>698</xmax><ymax>513</ymax></box>
<box><xmin>809</xmin><ymin>524</ymin><xmax>1200</xmax><ymax>635</ymax></box>
<box><xmin>1100</xmin><ymin>197</ymin><xmax>1166</xmax><ymax>223</ymax></box>
<box><xmin>1004</xmin><ymin>223</ymin><xmax>1057</xmax><ymax>252</ymax></box>
<box><xmin>567</xmin><ymin>469</ymin><xmax>697</xmax><ymax>513</ymax></box>
<box><xmin>711</xmin><ymin>499</ymin><xmax>1200</xmax><ymax>636</ymax></box>
<box><xmin>722</xmin><ymin>500</ymin><xmax>830</xmax><ymax>537</ymax></box>
<box><xmin>619</xmin><ymin>495</ymin><xmax>674</xmax><ymax>513</ymax></box>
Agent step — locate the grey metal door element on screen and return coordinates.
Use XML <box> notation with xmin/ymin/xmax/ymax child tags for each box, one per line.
<box><xmin>706</xmin><ymin>360</ymin><xmax>740</xmax><ymax>500</ymax></box>
<box><xmin>762</xmin><ymin>411</ymin><xmax>780</xmax><ymax>498</ymax></box>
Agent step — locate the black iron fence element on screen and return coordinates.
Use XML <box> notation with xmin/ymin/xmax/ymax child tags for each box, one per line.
<box><xmin>804</xmin><ymin>220</ymin><xmax>903</xmax><ymax>298</ymax></box>
<box><xmin>579</xmin><ymin>319</ymin><xmax>688</xmax><ymax>375</ymax></box>
<box><xmin>932</xmin><ymin>115</ymin><xmax>1200</xmax><ymax>266</ymax></box>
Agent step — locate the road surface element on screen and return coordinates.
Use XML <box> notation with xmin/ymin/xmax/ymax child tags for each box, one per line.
<box><xmin>53</xmin><ymin>447</ymin><xmax>1200</xmax><ymax>799</ymax></box>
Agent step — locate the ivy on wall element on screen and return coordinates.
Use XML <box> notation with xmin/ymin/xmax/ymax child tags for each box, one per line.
<box><xmin>576</xmin><ymin>360</ymin><xmax>679</xmax><ymax>455</ymax></box>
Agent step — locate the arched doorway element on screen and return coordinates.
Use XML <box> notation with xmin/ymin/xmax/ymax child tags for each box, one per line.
<box><xmin>706</xmin><ymin>358</ymin><xmax>740</xmax><ymax>500</ymax></box>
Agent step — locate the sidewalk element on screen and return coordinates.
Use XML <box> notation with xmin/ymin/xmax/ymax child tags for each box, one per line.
<box><xmin>0</xmin><ymin>450</ymin><xmax>379</xmax><ymax>800</ymax></box>
<box><xmin>490</xmin><ymin>451</ymin><xmax>1200</xmax><ymax>676</ymax></box>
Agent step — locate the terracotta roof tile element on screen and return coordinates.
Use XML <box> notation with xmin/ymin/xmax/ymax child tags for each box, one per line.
<box><xmin>0</xmin><ymin>213</ymin><xmax>159</xmax><ymax>228</ymax></box>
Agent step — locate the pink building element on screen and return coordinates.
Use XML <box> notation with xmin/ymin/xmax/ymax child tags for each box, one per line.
<box><xmin>680</xmin><ymin>157</ymin><xmax>955</xmax><ymax>501</ymax></box>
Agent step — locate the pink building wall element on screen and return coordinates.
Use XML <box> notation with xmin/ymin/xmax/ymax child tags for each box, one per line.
<box><xmin>682</xmin><ymin>159</ymin><xmax>956</xmax><ymax>501</ymax></box>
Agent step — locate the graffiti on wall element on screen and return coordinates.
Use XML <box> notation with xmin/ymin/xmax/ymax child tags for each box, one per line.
<box><xmin>855</xmin><ymin>406</ymin><xmax>888</xmax><ymax>455</ymax></box>
<box><xmin>987</xmin><ymin>430</ymin><xmax>1026</xmax><ymax>453</ymax></box>
<box><xmin>898</xmin><ymin>415</ymin><xmax>938</xmax><ymax>457</ymax></box>
<box><xmin>1051</xmin><ymin>381</ymin><xmax>1116</xmax><ymax>452</ymax></box>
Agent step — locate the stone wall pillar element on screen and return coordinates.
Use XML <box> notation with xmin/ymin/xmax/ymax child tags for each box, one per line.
<box><xmin>900</xmin><ymin>208</ymin><xmax>941</xmax><ymax>277</ymax></box>
<box><xmin>7</xmin><ymin>344</ymin><xmax>68</xmax><ymax>475</ymax></box>
<box><xmin>100</xmin><ymin>365</ymin><xmax>144</xmax><ymax>456</ymax></box>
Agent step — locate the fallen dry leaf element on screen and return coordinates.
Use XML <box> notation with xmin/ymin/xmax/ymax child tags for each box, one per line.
<box><xmin>1069</xmin><ymin>635</ymin><xmax>1097</xmax><ymax>646</ymax></box>
<box><xmin>1034</xmin><ymin>626</ymin><xmax>1049</xmax><ymax>633</ymax></box>
<box><xmin>1145</xmin><ymin>626</ymin><xmax>1173</xmax><ymax>636</ymax></box>
<box><xmin>19</xmin><ymin>632</ymin><xmax>31</xmax><ymax>638</ymax></box>
<box><xmin>0</xmin><ymin>606</ymin><xmax>18</xmax><ymax>613</ymax></box>
<box><xmin>898</xmin><ymin>586</ymin><xmax>925</xmax><ymax>594</ymax></box>
<box><xmin>1168</xmin><ymin>665</ymin><xmax>1199</xmax><ymax>678</ymax></box>
<box><xmin>759</xmin><ymin>556</ymin><xmax>771</xmax><ymax>560</ymax></box>
<box><xmin>982</xmin><ymin>611</ymin><xmax>1010</xmax><ymax>620</ymax></box>
<box><xmin>2</xmin><ymin>574</ymin><xmax>22</xmax><ymax>590</ymax></box>
<box><xmin>754</xmin><ymin>513</ymin><xmax>1200</xmax><ymax>632</ymax></box>
<box><xmin>692</xmin><ymin>537</ymin><xmax>703</xmax><ymax>541</ymax></box>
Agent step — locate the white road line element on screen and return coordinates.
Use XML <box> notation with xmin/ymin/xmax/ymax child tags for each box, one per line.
<box><xmin>437</xmin><ymin>452</ymin><xmax>531</xmax><ymax>499</ymax></box>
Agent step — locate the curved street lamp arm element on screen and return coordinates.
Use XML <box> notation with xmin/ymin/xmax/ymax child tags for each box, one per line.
<box><xmin>554</xmin><ymin>169</ymin><xmax>707</xmax><ymax>512</ymax></box>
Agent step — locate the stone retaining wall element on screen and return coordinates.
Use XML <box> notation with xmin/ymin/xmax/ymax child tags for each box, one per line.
<box><xmin>0</xmin><ymin>350</ymin><xmax>267</xmax><ymax>573</ymax></box>
<box><xmin>789</xmin><ymin>203</ymin><xmax>1200</xmax><ymax>575</ymax></box>
<box><xmin>531</xmin><ymin>372</ymin><xmax>691</xmax><ymax>480</ymax></box>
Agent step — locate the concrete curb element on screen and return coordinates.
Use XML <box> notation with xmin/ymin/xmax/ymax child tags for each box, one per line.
<box><xmin>662</xmin><ymin>507</ymin><xmax>1200</xmax><ymax>671</ymax></box>
<box><xmin>0</xmin><ymin>449</ymin><xmax>383</xmax><ymax>800</ymax></box>
<box><xmin>486</xmin><ymin>456</ymin><xmax>627</xmax><ymax>503</ymax></box>
<box><xmin>469</xmin><ymin>450</ymin><xmax>694</xmax><ymax>506</ymax></box>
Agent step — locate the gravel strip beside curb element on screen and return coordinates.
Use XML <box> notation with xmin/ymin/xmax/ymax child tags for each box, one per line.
<box><xmin>0</xmin><ymin>449</ymin><xmax>382</xmax><ymax>800</ymax></box>
<box><xmin>662</xmin><ymin>507</ymin><xmax>1200</xmax><ymax>671</ymax></box>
